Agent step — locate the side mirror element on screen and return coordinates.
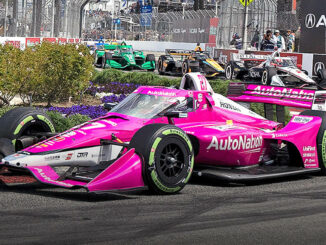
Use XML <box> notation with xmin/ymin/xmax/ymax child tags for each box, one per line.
<box><xmin>104</xmin><ymin>103</ymin><xmax>117</xmax><ymax>111</ymax></box>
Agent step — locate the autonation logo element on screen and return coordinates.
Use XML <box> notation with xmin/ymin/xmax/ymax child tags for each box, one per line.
<box><xmin>305</xmin><ymin>14</ymin><xmax>326</xmax><ymax>28</ymax></box>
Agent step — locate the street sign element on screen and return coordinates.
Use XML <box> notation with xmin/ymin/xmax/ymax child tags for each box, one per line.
<box><xmin>239</xmin><ymin>0</ymin><xmax>254</xmax><ymax>7</ymax></box>
<box><xmin>140</xmin><ymin>5</ymin><xmax>152</xmax><ymax>27</ymax></box>
<box><xmin>113</xmin><ymin>18</ymin><xmax>121</xmax><ymax>25</ymax></box>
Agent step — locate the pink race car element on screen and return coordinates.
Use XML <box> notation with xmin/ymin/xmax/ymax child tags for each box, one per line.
<box><xmin>1</xmin><ymin>73</ymin><xmax>325</xmax><ymax>194</ymax></box>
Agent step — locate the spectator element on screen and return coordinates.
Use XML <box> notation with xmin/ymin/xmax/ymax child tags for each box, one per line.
<box><xmin>230</xmin><ymin>33</ymin><xmax>242</xmax><ymax>50</ymax></box>
<box><xmin>261</xmin><ymin>30</ymin><xmax>276</xmax><ymax>51</ymax></box>
<box><xmin>285</xmin><ymin>30</ymin><xmax>295</xmax><ymax>52</ymax></box>
<box><xmin>273</xmin><ymin>30</ymin><xmax>285</xmax><ymax>52</ymax></box>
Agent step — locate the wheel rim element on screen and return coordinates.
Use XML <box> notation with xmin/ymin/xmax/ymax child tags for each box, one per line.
<box><xmin>158</xmin><ymin>143</ymin><xmax>184</xmax><ymax>179</ymax></box>
<box><xmin>226</xmin><ymin>65</ymin><xmax>232</xmax><ymax>79</ymax></box>
<box><xmin>262</xmin><ymin>71</ymin><xmax>268</xmax><ymax>84</ymax></box>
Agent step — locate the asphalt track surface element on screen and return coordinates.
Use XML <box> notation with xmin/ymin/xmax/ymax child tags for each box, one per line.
<box><xmin>1</xmin><ymin>174</ymin><xmax>326</xmax><ymax>245</ymax></box>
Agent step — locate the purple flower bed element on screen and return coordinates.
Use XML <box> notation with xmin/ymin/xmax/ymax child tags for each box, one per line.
<box><xmin>101</xmin><ymin>94</ymin><xmax>127</xmax><ymax>104</ymax></box>
<box><xmin>46</xmin><ymin>105</ymin><xmax>108</xmax><ymax>119</ymax></box>
<box><xmin>87</xmin><ymin>81</ymin><xmax>139</xmax><ymax>96</ymax></box>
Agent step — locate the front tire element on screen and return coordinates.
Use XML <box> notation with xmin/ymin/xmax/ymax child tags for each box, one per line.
<box><xmin>130</xmin><ymin>124</ymin><xmax>194</xmax><ymax>194</ymax></box>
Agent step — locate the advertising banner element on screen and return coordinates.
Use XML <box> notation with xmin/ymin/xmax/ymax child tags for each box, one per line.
<box><xmin>5</xmin><ymin>40</ymin><xmax>21</xmax><ymax>48</ymax></box>
<box><xmin>209</xmin><ymin>18</ymin><xmax>219</xmax><ymax>44</ymax></box>
<box><xmin>26</xmin><ymin>37</ymin><xmax>41</xmax><ymax>47</ymax></box>
<box><xmin>43</xmin><ymin>38</ymin><xmax>57</xmax><ymax>43</ymax></box>
<box><xmin>172</xmin><ymin>18</ymin><xmax>210</xmax><ymax>43</ymax></box>
<box><xmin>68</xmin><ymin>38</ymin><xmax>75</xmax><ymax>43</ymax></box>
<box><xmin>299</xmin><ymin>0</ymin><xmax>326</xmax><ymax>53</ymax></box>
<box><xmin>312</xmin><ymin>55</ymin><xmax>326</xmax><ymax>76</ymax></box>
<box><xmin>58</xmin><ymin>38</ymin><xmax>67</xmax><ymax>44</ymax></box>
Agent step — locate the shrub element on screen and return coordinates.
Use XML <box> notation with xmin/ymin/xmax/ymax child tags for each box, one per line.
<box><xmin>34</xmin><ymin>42</ymin><xmax>94</xmax><ymax>106</ymax></box>
<box><xmin>46</xmin><ymin>111</ymin><xmax>91</xmax><ymax>132</ymax></box>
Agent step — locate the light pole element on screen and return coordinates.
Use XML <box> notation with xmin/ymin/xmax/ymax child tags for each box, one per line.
<box><xmin>242</xmin><ymin>0</ymin><xmax>249</xmax><ymax>50</ymax></box>
<box><xmin>182</xmin><ymin>2</ymin><xmax>186</xmax><ymax>20</ymax></box>
<box><xmin>51</xmin><ymin>0</ymin><xmax>55</xmax><ymax>36</ymax></box>
<box><xmin>215</xmin><ymin>0</ymin><xmax>218</xmax><ymax>17</ymax></box>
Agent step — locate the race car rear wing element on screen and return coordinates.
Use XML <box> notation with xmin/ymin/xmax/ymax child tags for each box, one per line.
<box><xmin>230</xmin><ymin>53</ymin><xmax>269</xmax><ymax>62</ymax></box>
<box><xmin>227</xmin><ymin>83</ymin><xmax>326</xmax><ymax>122</ymax></box>
<box><xmin>165</xmin><ymin>49</ymin><xmax>192</xmax><ymax>56</ymax></box>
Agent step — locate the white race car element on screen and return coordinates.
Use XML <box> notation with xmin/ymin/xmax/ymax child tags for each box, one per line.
<box><xmin>225</xmin><ymin>52</ymin><xmax>326</xmax><ymax>89</ymax></box>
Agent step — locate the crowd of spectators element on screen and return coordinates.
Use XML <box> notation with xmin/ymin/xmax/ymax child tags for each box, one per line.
<box><xmin>230</xmin><ymin>29</ymin><xmax>297</xmax><ymax>52</ymax></box>
<box><xmin>260</xmin><ymin>29</ymin><xmax>296</xmax><ymax>52</ymax></box>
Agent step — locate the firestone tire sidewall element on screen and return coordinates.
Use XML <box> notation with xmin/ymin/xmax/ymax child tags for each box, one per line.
<box><xmin>131</xmin><ymin>124</ymin><xmax>194</xmax><ymax>194</ymax></box>
<box><xmin>147</xmin><ymin>128</ymin><xmax>194</xmax><ymax>194</ymax></box>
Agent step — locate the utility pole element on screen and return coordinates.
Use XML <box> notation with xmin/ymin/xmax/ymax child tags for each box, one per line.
<box><xmin>242</xmin><ymin>0</ymin><xmax>249</xmax><ymax>50</ymax></box>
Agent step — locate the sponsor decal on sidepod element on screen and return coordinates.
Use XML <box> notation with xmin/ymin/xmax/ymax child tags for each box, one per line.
<box><xmin>207</xmin><ymin>135</ymin><xmax>263</xmax><ymax>151</ymax></box>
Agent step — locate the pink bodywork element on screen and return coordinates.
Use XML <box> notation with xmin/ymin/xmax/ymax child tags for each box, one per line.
<box><xmin>5</xmin><ymin>86</ymin><xmax>322</xmax><ymax>192</ymax></box>
<box><xmin>228</xmin><ymin>84</ymin><xmax>316</xmax><ymax>109</ymax></box>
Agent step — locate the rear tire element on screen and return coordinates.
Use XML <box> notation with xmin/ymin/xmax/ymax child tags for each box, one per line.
<box><xmin>182</xmin><ymin>61</ymin><xmax>189</xmax><ymax>75</ymax></box>
<box><xmin>262</xmin><ymin>67</ymin><xmax>277</xmax><ymax>85</ymax></box>
<box><xmin>317</xmin><ymin>69</ymin><xmax>326</xmax><ymax>81</ymax></box>
<box><xmin>130</xmin><ymin>124</ymin><xmax>194</xmax><ymax>194</ymax></box>
<box><xmin>146</xmin><ymin>54</ymin><xmax>155</xmax><ymax>62</ymax></box>
<box><xmin>300</xmin><ymin>110</ymin><xmax>326</xmax><ymax>174</ymax></box>
<box><xmin>158</xmin><ymin>56</ymin><xmax>165</xmax><ymax>75</ymax></box>
<box><xmin>225</xmin><ymin>63</ymin><xmax>234</xmax><ymax>80</ymax></box>
<box><xmin>0</xmin><ymin>107</ymin><xmax>55</xmax><ymax>151</ymax></box>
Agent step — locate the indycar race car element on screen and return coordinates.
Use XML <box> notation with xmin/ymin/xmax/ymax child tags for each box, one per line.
<box><xmin>158</xmin><ymin>49</ymin><xmax>224</xmax><ymax>78</ymax></box>
<box><xmin>225</xmin><ymin>52</ymin><xmax>326</xmax><ymax>89</ymax></box>
<box><xmin>95</xmin><ymin>44</ymin><xmax>156</xmax><ymax>71</ymax></box>
<box><xmin>1</xmin><ymin>73</ymin><xmax>326</xmax><ymax>195</ymax></box>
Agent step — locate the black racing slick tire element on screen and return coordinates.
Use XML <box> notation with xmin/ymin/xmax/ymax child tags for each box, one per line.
<box><xmin>146</xmin><ymin>54</ymin><xmax>155</xmax><ymax>62</ymax></box>
<box><xmin>0</xmin><ymin>138</ymin><xmax>14</xmax><ymax>161</ymax></box>
<box><xmin>182</xmin><ymin>61</ymin><xmax>189</xmax><ymax>75</ymax></box>
<box><xmin>225</xmin><ymin>63</ymin><xmax>234</xmax><ymax>80</ymax></box>
<box><xmin>300</xmin><ymin>110</ymin><xmax>326</xmax><ymax>175</ymax></box>
<box><xmin>0</xmin><ymin>107</ymin><xmax>55</xmax><ymax>151</ymax></box>
<box><xmin>261</xmin><ymin>67</ymin><xmax>277</xmax><ymax>85</ymax></box>
<box><xmin>130</xmin><ymin>124</ymin><xmax>194</xmax><ymax>194</ymax></box>
<box><xmin>158</xmin><ymin>56</ymin><xmax>165</xmax><ymax>75</ymax></box>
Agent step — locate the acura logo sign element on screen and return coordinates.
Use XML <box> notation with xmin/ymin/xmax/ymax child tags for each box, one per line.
<box><xmin>314</xmin><ymin>62</ymin><xmax>325</xmax><ymax>74</ymax></box>
<box><xmin>306</xmin><ymin>14</ymin><xmax>316</xmax><ymax>28</ymax></box>
<box><xmin>305</xmin><ymin>14</ymin><xmax>326</xmax><ymax>28</ymax></box>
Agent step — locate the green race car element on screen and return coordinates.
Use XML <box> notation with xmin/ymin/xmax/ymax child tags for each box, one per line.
<box><xmin>96</xmin><ymin>44</ymin><xmax>155</xmax><ymax>71</ymax></box>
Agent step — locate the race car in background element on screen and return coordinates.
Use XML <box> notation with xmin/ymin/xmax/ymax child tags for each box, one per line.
<box><xmin>2</xmin><ymin>73</ymin><xmax>326</xmax><ymax>195</ymax></box>
<box><xmin>158</xmin><ymin>49</ymin><xmax>225</xmax><ymax>78</ymax></box>
<box><xmin>95</xmin><ymin>44</ymin><xmax>156</xmax><ymax>71</ymax></box>
<box><xmin>225</xmin><ymin>52</ymin><xmax>326</xmax><ymax>89</ymax></box>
